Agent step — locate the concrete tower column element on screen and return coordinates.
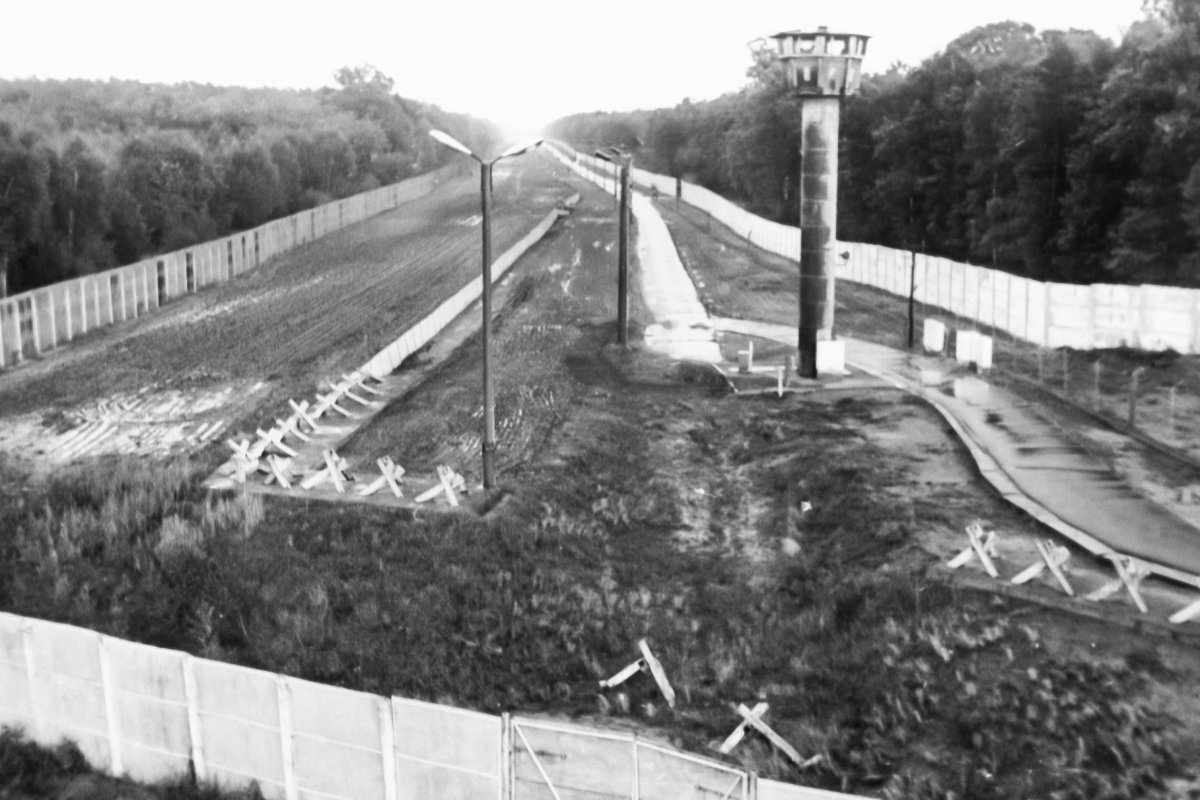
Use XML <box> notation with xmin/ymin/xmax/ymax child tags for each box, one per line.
<box><xmin>798</xmin><ymin>96</ymin><xmax>840</xmax><ymax>377</ymax></box>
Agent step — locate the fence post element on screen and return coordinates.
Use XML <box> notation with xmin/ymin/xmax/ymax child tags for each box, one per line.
<box><xmin>98</xmin><ymin>636</ymin><xmax>124</xmax><ymax>776</ymax></box>
<box><xmin>631</xmin><ymin>732</ymin><xmax>640</xmax><ymax>800</ymax></box>
<box><xmin>182</xmin><ymin>655</ymin><xmax>207</xmax><ymax>782</ymax></box>
<box><xmin>1129</xmin><ymin>366</ymin><xmax>1146</xmax><ymax>427</ymax></box>
<box><xmin>1037</xmin><ymin>348</ymin><xmax>1045</xmax><ymax>383</ymax></box>
<box><xmin>20</xmin><ymin>620</ymin><xmax>43</xmax><ymax>739</ymax></box>
<box><xmin>45</xmin><ymin>292</ymin><xmax>57</xmax><ymax>349</ymax></box>
<box><xmin>1094</xmin><ymin>359</ymin><xmax>1102</xmax><ymax>408</ymax></box>
<box><xmin>76</xmin><ymin>280</ymin><xmax>86</xmax><ymax>334</ymax></box>
<box><xmin>131</xmin><ymin>270</ymin><xmax>140</xmax><ymax>319</ymax></box>
<box><xmin>92</xmin><ymin>278</ymin><xmax>101</xmax><ymax>329</ymax></box>
<box><xmin>1062</xmin><ymin>349</ymin><xmax>1069</xmax><ymax>394</ymax></box>
<box><xmin>27</xmin><ymin>295</ymin><xmax>41</xmax><ymax>354</ymax></box>
<box><xmin>277</xmin><ymin>676</ymin><xmax>298</xmax><ymax>800</ymax></box>
<box><xmin>63</xmin><ymin>283</ymin><xmax>74</xmax><ymax>338</ymax></box>
<box><xmin>380</xmin><ymin>697</ymin><xmax>398</xmax><ymax>800</ymax></box>
<box><xmin>1170</xmin><ymin>384</ymin><xmax>1178</xmax><ymax>431</ymax></box>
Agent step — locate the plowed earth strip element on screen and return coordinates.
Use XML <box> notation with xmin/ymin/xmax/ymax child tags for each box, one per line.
<box><xmin>0</xmin><ymin>155</ymin><xmax>577</xmax><ymax>472</ymax></box>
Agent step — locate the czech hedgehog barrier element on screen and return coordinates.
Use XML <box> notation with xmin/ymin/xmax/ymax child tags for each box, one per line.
<box><xmin>548</xmin><ymin>141</ymin><xmax>1200</xmax><ymax>355</ymax></box>
<box><xmin>0</xmin><ymin>164</ymin><xmax>456</xmax><ymax>369</ymax></box>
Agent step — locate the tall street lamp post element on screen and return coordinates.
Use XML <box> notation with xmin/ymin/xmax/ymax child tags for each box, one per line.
<box><xmin>769</xmin><ymin>26</ymin><xmax>869</xmax><ymax>378</ymax></box>
<box><xmin>428</xmin><ymin>130</ymin><xmax>543</xmax><ymax>489</ymax></box>
<box><xmin>595</xmin><ymin>147</ymin><xmax>633</xmax><ymax>346</ymax></box>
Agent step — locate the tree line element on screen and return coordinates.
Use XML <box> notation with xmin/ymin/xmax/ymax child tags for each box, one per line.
<box><xmin>549</xmin><ymin>1</ymin><xmax>1200</xmax><ymax>287</ymax></box>
<box><xmin>0</xmin><ymin>66</ymin><xmax>498</xmax><ymax>295</ymax></box>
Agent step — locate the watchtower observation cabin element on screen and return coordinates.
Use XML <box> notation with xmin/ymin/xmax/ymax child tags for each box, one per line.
<box><xmin>769</xmin><ymin>27</ymin><xmax>870</xmax><ymax>96</ymax></box>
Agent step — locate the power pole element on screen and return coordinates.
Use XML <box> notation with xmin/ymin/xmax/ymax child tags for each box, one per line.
<box><xmin>597</xmin><ymin>148</ymin><xmax>634</xmax><ymax>346</ymax></box>
<box><xmin>479</xmin><ymin>160</ymin><xmax>497</xmax><ymax>489</ymax></box>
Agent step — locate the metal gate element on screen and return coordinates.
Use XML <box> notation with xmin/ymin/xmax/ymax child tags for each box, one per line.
<box><xmin>511</xmin><ymin>718</ymin><xmax>748</xmax><ymax>800</ymax></box>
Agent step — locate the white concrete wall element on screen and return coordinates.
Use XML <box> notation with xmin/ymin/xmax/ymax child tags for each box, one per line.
<box><xmin>358</xmin><ymin>195</ymin><xmax>575</xmax><ymax>380</ymax></box>
<box><xmin>0</xmin><ymin>166</ymin><xmax>454</xmax><ymax>367</ymax></box>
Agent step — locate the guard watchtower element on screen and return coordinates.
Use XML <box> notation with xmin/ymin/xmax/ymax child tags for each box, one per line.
<box><xmin>769</xmin><ymin>26</ymin><xmax>869</xmax><ymax>377</ymax></box>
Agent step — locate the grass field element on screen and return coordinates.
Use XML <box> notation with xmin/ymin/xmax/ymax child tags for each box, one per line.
<box><xmin>2</xmin><ymin>161</ymin><xmax>1200</xmax><ymax>798</ymax></box>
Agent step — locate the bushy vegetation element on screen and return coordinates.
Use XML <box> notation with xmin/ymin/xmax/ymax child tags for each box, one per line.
<box><xmin>0</xmin><ymin>65</ymin><xmax>498</xmax><ymax>294</ymax></box>
<box><xmin>549</xmin><ymin>0</ymin><xmax>1200</xmax><ymax>287</ymax></box>
<box><xmin>0</xmin><ymin>454</ymin><xmax>264</xmax><ymax>656</ymax></box>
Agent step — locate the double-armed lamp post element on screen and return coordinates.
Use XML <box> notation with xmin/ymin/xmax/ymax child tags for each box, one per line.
<box><xmin>594</xmin><ymin>147</ymin><xmax>633</xmax><ymax>346</ymax></box>
<box><xmin>428</xmin><ymin>129</ymin><xmax>543</xmax><ymax>489</ymax></box>
<box><xmin>769</xmin><ymin>26</ymin><xmax>868</xmax><ymax>378</ymax></box>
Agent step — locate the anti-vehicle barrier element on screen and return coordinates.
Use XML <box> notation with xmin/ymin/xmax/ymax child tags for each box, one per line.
<box><xmin>0</xmin><ymin>164</ymin><xmax>456</xmax><ymax>369</ymax></box>
<box><xmin>547</xmin><ymin>141</ymin><xmax>1200</xmax><ymax>355</ymax></box>
<box><xmin>0</xmin><ymin>612</ymin><xmax>867</xmax><ymax>800</ymax></box>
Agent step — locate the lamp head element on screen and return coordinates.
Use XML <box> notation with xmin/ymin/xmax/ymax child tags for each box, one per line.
<box><xmin>428</xmin><ymin>129</ymin><xmax>476</xmax><ymax>158</ymax></box>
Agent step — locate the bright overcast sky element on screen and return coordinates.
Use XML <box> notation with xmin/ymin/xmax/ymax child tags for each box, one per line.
<box><xmin>1</xmin><ymin>0</ymin><xmax>1147</xmax><ymax>139</ymax></box>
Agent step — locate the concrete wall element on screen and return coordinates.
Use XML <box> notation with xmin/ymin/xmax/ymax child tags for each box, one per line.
<box><xmin>548</xmin><ymin>142</ymin><xmax>1200</xmax><ymax>354</ymax></box>
<box><xmin>0</xmin><ymin>165</ymin><xmax>455</xmax><ymax>369</ymax></box>
<box><xmin>0</xmin><ymin>611</ymin><xmax>866</xmax><ymax>800</ymax></box>
<box><xmin>357</xmin><ymin>195</ymin><xmax>577</xmax><ymax>380</ymax></box>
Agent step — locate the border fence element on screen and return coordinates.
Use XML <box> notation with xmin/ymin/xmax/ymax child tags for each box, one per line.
<box><xmin>0</xmin><ymin>164</ymin><xmax>456</xmax><ymax>369</ymax></box>
<box><xmin>0</xmin><ymin>612</ymin><xmax>864</xmax><ymax>800</ymax></box>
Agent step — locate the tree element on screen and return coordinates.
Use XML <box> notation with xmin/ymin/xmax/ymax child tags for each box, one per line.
<box><xmin>222</xmin><ymin>145</ymin><xmax>283</xmax><ymax>230</ymax></box>
<box><xmin>49</xmin><ymin>137</ymin><xmax>113</xmax><ymax>275</ymax></box>
<box><xmin>270</xmin><ymin>138</ymin><xmax>304</xmax><ymax>213</ymax></box>
<box><xmin>0</xmin><ymin>125</ymin><xmax>51</xmax><ymax>293</ymax></box>
<box><xmin>115</xmin><ymin>133</ymin><xmax>218</xmax><ymax>251</ymax></box>
<box><xmin>296</xmin><ymin>130</ymin><xmax>357</xmax><ymax>199</ymax></box>
<box><xmin>999</xmin><ymin>34</ymin><xmax>1110</xmax><ymax>279</ymax></box>
<box><xmin>1056</xmin><ymin>14</ymin><xmax>1200</xmax><ymax>284</ymax></box>
<box><xmin>645</xmin><ymin>112</ymin><xmax>687</xmax><ymax>177</ymax></box>
<box><xmin>720</xmin><ymin>85</ymin><xmax>801</xmax><ymax>220</ymax></box>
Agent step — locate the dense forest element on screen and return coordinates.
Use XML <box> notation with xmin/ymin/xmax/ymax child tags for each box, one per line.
<box><xmin>0</xmin><ymin>66</ymin><xmax>498</xmax><ymax>295</ymax></box>
<box><xmin>549</xmin><ymin>0</ymin><xmax>1200</xmax><ymax>287</ymax></box>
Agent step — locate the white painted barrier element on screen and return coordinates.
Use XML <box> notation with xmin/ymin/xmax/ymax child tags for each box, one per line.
<box><xmin>0</xmin><ymin>165</ymin><xmax>455</xmax><ymax>368</ymax></box>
